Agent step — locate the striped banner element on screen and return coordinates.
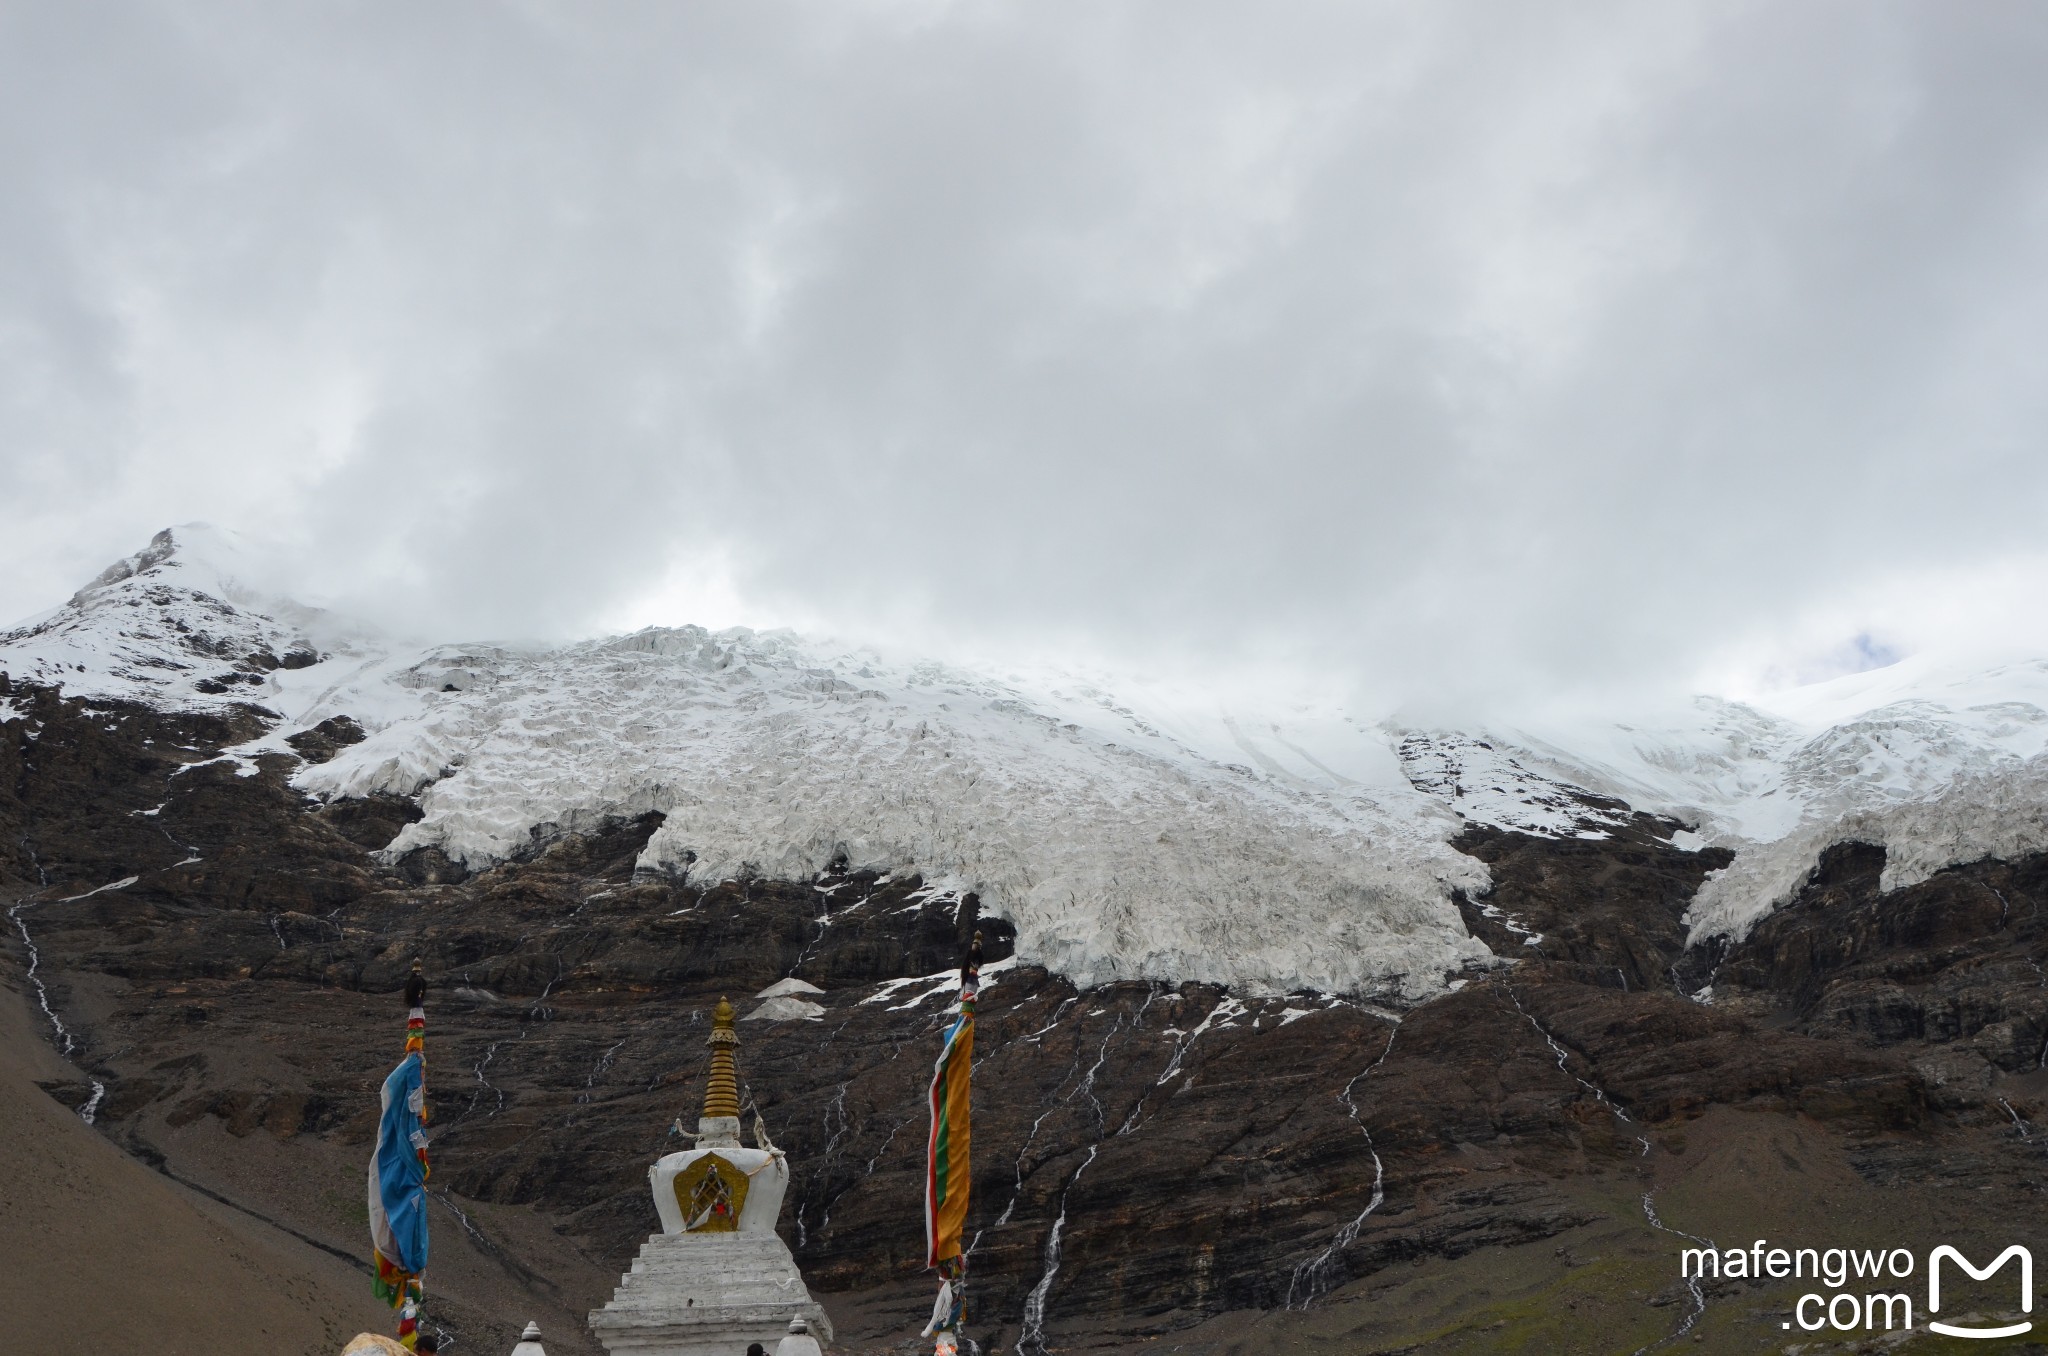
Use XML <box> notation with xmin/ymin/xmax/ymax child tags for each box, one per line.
<box><xmin>923</xmin><ymin>961</ymin><xmax>978</xmax><ymax>1269</ymax></box>
<box><xmin>372</xmin><ymin>970</ymin><xmax>431</xmax><ymax>1349</ymax></box>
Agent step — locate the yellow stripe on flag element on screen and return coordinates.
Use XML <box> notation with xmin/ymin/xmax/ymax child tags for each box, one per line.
<box><xmin>926</xmin><ymin>1006</ymin><xmax>975</xmax><ymax>1266</ymax></box>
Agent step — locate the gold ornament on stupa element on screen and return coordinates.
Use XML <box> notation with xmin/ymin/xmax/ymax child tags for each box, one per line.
<box><xmin>671</xmin><ymin>997</ymin><xmax>749</xmax><ymax>1232</ymax></box>
<box><xmin>702</xmin><ymin>997</ymin><xmax>741</xmax><ymax>1120</ymax></box>
<box><xmin>675</xmin><ymin>1152</ymin><xmax>748</xmax><ymax>1232</ymax></box>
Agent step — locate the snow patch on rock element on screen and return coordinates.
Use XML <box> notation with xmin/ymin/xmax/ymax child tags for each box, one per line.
<box><xmin>1393</xmin><ymin>730</ymin><xmax>1638</xmax><ymax>837</ymax></box>
<box><xmin>744</xmin><ymin>996</ymin><xmax>827</xmax><ymax>1022</ymax></box>
<box><xmin>756</xmin><ymin>978</ymin><xmax>827</xmax><ymax>998</ymax></box>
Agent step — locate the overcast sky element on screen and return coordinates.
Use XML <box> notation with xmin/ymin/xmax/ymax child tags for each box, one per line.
<box><xmin>3</xmin><ymin>2</ymin><xmax>2045</xmax><ymax>713</ymax></box>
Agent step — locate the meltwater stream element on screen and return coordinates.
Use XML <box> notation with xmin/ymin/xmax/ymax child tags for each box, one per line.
<box><xmin>1286</xmin><ymin>1020</ymin><xmax>1399</xmax><ymax>1310</ymax></box>
<box><xmin>1016</xmin><ymin>993</ymin><xmax>1171</xmax><ymax>1355</ymax></box>
<box><xmin>8</xmin><ymin>841</ymin><xmax>106</xmax><ymax>1123</ymax></box>
<box><xmin>1018</xmin><ymin>1144</ymin><xmax>1097</xmax><ymax>1356</ymax></box>
<box><xmin>8</xmin><ymin>897</ymin><xmax>71</xmax><ymax>1056</ymax></box>
<box><xmin>1632</xmin><ymin>1192</ymin><xmax>1716</xmax><ymax>1353</ymax></box>
<box><xmin>1501</xmin><ymin>979</ymin><xmax>1651</xmax><ymax>1155</ymax></box>
<box><xmin>1498</xmin><ymin>979</ymin><xmax>1716</xmax><ymax>1350</ymax></box>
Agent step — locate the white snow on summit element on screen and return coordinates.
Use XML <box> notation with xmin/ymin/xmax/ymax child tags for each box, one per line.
<box><xmin>0</xmin><ymin>525</ymin><xmax>329</xmax><ymax>711</ymax></box>
<box><xmin>9</xmin><ymin>525</ymin><xmax>2048</xmax><ymax>984</ymax></box>
<box><xmin>1392</xmin><ymin>731</ymin><xmax>1637</xmax><ymax>839</ymax></box>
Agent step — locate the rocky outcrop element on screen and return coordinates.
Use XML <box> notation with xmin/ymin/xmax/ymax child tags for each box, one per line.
<box><xmin>1715</xmin><ymin>840</ymin><xmax>2048</xmax><ymax>1078</ymax></box>
<box><xmin>1449</xmin><ymin>818</ymin><xmax>1735</xmax><ymax>992</ymax></box>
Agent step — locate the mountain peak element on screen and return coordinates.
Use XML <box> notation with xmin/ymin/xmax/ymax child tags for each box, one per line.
<box><xmin>69</xmin><ymin>526</ymin><xmax>182</xmax><ymax>606</ymax></box>
<box><xmin>4</xmin><ymin>523</ymin><xmax>323</xmax><ymax>713</ymax></box>
<box><xmin>68</xmin><ymin>523</ymin><xmax>275</xmax><ymax>612</ymax></box>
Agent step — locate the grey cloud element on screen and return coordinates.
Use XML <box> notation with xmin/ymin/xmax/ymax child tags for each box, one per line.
<box><xmin>3</xmin><ymin>1</ymin><xmax>2045</xmax><ymax>709</ymax></box>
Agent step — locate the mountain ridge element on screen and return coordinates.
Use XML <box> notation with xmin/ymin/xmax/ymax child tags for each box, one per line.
<box><xmin>8</xmin><ymin>524</ymin><xmax>2048</xmax><ymax>994</ymax></box>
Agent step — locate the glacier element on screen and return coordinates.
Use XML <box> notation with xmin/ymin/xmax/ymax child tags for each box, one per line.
<box><xmin>1394</xmin><ymin>655</ymin><xmax>2048</xmax><ymax>944</ymax></box>
<box><xmin>7</xmin><ymin>523</ymin><xmax>2048</xmax><ymax>995</ymax></box>
<box><xmin>0</xmin><ymin>526</ymin><xmax>1493</xmax><ymax>999</ymax></box>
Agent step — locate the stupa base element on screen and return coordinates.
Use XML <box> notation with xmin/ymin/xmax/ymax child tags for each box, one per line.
<box><xmin>588</xmin><ymin>1230</ymin><xmax>833</xmax><ymax>1356</ymax></box>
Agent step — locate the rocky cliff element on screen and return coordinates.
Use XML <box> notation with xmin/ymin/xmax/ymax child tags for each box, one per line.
<box><xmin>7</xmin><ymin>672</ymin><xmax>2047</xmax><ymax>1354</ymax></box>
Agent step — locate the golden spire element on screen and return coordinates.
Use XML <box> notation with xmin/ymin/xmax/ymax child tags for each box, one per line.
<box><xmin>702</xmin><ymin>997</ymin><xmax>741</xmax><ymax>1120</ymax></box>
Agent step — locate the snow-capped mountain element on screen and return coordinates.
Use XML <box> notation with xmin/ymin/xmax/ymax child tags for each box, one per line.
<box><xmin>1</xmin><ymin>526</ymin><xmax>1493</xmax><ymax>999</ymax></box>
<box><xmin>1399</xmin><ymin>661</ymin><xmax>2048</xmax><ymax>943</ymax></box>
<box><xmin>6</xmin><ymin>524</ymin><xmax>2046</xmax><ymax>995</ymax></box>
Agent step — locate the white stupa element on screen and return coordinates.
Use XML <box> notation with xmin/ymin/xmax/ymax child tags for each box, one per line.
<box><xmin>588</xmin><ymin>998</ymin><xmax>834</xmax><ymax>1356</ymax></box>
<box><xmin>775</xmin><ymin>1314</ymin><xmax>824</xmax><ymax>1356</ymax></box>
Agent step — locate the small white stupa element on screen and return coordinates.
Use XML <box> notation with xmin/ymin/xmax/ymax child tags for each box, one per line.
<box><xmin>775</xmin><ymin>1314</ymin><xmax>824</xmax><ymax>1356</ymax></box>
<box><xmin>588</xmin><ymin>998</ymin><xmax>834</xmax><ymax>1356</ymax></box>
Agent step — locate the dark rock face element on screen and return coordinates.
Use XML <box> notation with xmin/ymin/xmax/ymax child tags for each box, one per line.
<box><xmin>1717</xmin><ymin>841</ymin><xmax>2048</xmax><ymax>1073</ymax></box>
<box><xmin>1451</xmin><ymin>819</ymin><xmax>1735</xmax><ymax>992</ymax></box>
<box><xmin>4</xmin><ymin>676</ymin><xmax>2047</xmax><ymax>1353</ymax></box>
<box><xmin>285</xmin><ymin>715</ymin><xmax>367</xmax><ymax>765</ymax></box>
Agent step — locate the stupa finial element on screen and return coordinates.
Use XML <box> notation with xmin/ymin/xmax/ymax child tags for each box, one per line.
<box><xmin>702</xmin><ymin>998</ymin><xmax>741</xmax><ymax>1121</ymax></box>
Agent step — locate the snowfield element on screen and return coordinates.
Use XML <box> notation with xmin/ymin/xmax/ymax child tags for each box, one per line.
<box><xmin>297</xmin><ymin>626</ymin><xmax>1497</xmax><ymax>999</ymax></box>
<box><xmin>6</xmin><ymin>524</ymin><xmax>2048</xmax><ymax>993</ymax></box>
<box><xmin>1436</xmin><ymin>659</ymin><xmax>2048</xmax><ymax>941</ymax></box>
<box><xmin>0</xmin><ymin>527</ymin><xmax>1493</xmax><ymax>999</ymax></box>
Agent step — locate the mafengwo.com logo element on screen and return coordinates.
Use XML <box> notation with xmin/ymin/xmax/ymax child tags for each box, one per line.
<box><xmin>1679</xmin><ymin>1240</ymin><xmax>2032</xmax><ymax>1338</ymax></box>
